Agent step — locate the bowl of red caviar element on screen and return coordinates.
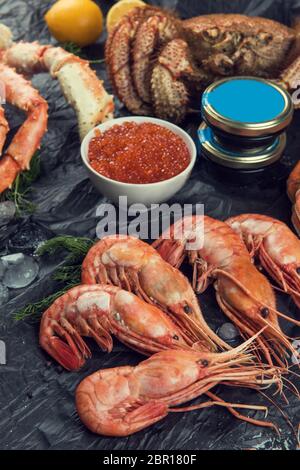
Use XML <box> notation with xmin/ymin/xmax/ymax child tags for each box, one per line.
<box><xmin>81</xmin><ymin>116</ymin><xmax>197</xmax><ymax>205</ymax></box>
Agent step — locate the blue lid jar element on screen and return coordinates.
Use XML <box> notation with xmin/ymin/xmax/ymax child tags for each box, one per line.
<box><xmin>199</xmin><ymin>77</ymin><xmax>293</xmax><ymax>169</ymax></box>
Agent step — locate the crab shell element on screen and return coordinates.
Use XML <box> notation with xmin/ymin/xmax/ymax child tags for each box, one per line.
<box><xmin>105</xmin><ymin>7</ymin><xmax>299</xmax><ymax>122</ymax></box>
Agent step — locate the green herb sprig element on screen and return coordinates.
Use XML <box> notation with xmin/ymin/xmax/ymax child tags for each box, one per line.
<box><xmin>15</xmin><ymin>235</ymin><xmax>94</xmax><ymax>321</ymax></box>
<box><xmin>62</xmin><ymin>41</ymin><xmax>86</xmax><ymax>57</ymax></box>
<box><xmin>1</xmin><ymin>152</ymin><xmax>40</xmax><ymax>215</ymax></box>
<box><xmin>62</xmin><ymin>42</ymin><xmax>105</xmax><ymax>64</ymax></box>
<box><xmin>37</xmin><ymin>234</ymin><xmax>94</xmax><ymax>259</ymax></box>
<box><xmin>14</xmin><ymin>281</ymin><xmax>79</xmax><ymax>322</ymax></box>
<box><xmin>38</xmin><ymin>235</ymin><xmax>94</xmax><ymax>285</ymax></box>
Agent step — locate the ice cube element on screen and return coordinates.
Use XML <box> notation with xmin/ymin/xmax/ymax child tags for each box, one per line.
<box><xmin>3</xmin><ymin>254</ymin><xmax>39</xmax><ymax>289</ymax></box>
<box><xmin>8</xmin><ymin>223</ymin><xmax>50</xmax><ymax>254</ymax></box>
<box><xmin>0</xmin><ymin>260</ymin><xmax>5</xmax><ymax>280</ymax></box>
<box><xmin>0</xmin><ymin>201</ymin><xmax>16</xmax><ymax>224</ymax></box>
<box><xmin>0</xmin><ymin>283</ymin><xmax>9</xmax><ymax>305</ymax></box>
<box><xmin>217</xmin><ymin>322</ymin><xmax>239</xmax><ymax>342</ymax></box>
<box><xmin>2</xmin><ymin>253</ymin><xmax>25</xmax><ymax>266</ymax></box>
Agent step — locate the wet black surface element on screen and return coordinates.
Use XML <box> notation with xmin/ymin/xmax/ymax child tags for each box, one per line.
<box><xmin>0</xmin><ymin>0</ymin><xmax>300</xmax><ymax>450</ymax></box>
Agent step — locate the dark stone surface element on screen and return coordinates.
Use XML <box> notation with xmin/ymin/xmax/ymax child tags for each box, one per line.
<box><xmin>0</xmin><ymin>0</ymin><xmax>299</xmax><ymax>450</ymax></box>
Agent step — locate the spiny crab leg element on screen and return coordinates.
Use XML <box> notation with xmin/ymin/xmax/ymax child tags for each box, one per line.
<box><xmin>132</xmin><ymin>13</ymin><xmax>181</xmax><ymax>104</ymax></box>
<box><xmin>0</xmin><ymin>63</ymin><xmax>48</xmax><ymax>193</ymax></box>
<box><xmin>151</xmin><ymin>39</ymin><xmax>196</xmax><ymax>122</ymax></box>
<box><xmin>0</xmin><ymin>24</ymin><xmax>114</xmax><ymax>140</ymax></box>
<box><xmin>105</xmin><ymin>8</ymin><xmax>154</xmax><ymax>115</ymax></box>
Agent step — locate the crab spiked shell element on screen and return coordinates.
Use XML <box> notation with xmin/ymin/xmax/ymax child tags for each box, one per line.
<box><xmin>132</xmin><ymin>13</ymin><xmax>181</xmax><ymax>105</ymax></box>
<box><xmin>105</xmin><ymin>6</ymin><xmax>160</xmax><ymax>115</ymax></box>
<box><xmin>105</xmin><ymin>6</ymin><xmax>183</xmax><ymax>116</ymax></box>
<box><xmin>105</xmin><ymin>7</ymin><xmax>300</xmax><ymax>122</ymax></box>
<box><xmin>151</xmin><ymin>38</ymin><xmax>213</xmax><ymax>122</ymax></box>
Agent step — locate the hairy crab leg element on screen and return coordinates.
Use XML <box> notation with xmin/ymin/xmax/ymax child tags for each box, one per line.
<box><xmin>0</xmin><ymin>63</ymin><xmax>48</xmax><ymax>193</ymax></box>
<box><xmin>105</xmin><ymin>7</ymin><xmax>155</xmax><ymax>115</ymax></box>
<box><xmin>0</xmin><ymin>25</ymin><xmax>114</xmax><ymax>140</ymax></box>
<box><xmin>151</xmin><ymin>39</ymin><xmax>191</xmax><ymax>122</ymax></box>
<box><xmin>132</xmin><ymin>13</ymin><xmax>181</xmax><ymax>104</ymax></box>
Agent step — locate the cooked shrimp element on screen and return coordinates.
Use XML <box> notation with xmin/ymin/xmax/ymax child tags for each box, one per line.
<box><xmin>76</xmin><ymin>346</ymin><xmax>280</xmax><ymax>436</ymax></box>
<box><xmin>40</xmin><ymin>284</ymin><xmax>195</xmax><ymax>370</ymax></box>
<box><xmin>82</xmin><ymin>235</ymin><xmax>229</xmax><ymax>353</ymax></box>
<box><xmin>154</xmin><ymin>215</ymin><xmax>298</xmax><ymax>368</ymax></box>
<box><xmin>227</xmin><ymin>213</ymin><xmax>300</xmax><ymax>310</ymax></box>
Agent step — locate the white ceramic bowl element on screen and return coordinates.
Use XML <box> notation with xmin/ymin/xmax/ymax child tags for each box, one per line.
<box><xmin>81</xmin><ymin>116</ymin><xmax>197</xmax><ymax>206</ymax></box>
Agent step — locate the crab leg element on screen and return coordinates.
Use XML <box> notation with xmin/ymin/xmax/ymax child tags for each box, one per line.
<box><xmin>132</xmin><ymin>13</ymin><xmax>180</xmax><ymax>104</ymax></box>
<box><xmin>0</xmin><ymin>25</ymin><xmax>114</xmax><ymax>140</ymax></box>
<box><xmin>105</xmin><ymin>8</ymin><xmax>153</xmax><ymax>115</ymax></box>
<box><xmin>151</xmin><ymin>39</ymin><xmax>195</xmax><ymax>122</ymax></box>
<box><xmin>44</xmin><ymin>47</ymin><xmax>114</xmax><ymax>139</ymax></box>
<box><xmin>0</xmin><ymin>63</ymin><xmax>48</xmax><ymax>193</ymax></box>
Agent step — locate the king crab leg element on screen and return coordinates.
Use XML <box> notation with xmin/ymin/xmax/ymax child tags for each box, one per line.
<box><xmin>0</xmin><ymin>24</ymin><xmax>114</xmax><ymax>140</ymax></box>
<box><xmin>105</xmin><ymin>7</ymin><xmax>157</xmax><ymax>115</ymax></box>
<box><xmin>0</xmin><ymin>63</ymin><xmax>48</xmax><ymax>193</ymax></box>
<box><xmin>132</xmin><ymin>13</ymin><xmax>181</xmax><ymax>104</ymax></box>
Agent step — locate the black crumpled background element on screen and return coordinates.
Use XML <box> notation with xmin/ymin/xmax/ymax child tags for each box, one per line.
<box><xmin>0</xmin><ymin>0</ymin><xmax>300</xmax><ymax>451</ymax></box>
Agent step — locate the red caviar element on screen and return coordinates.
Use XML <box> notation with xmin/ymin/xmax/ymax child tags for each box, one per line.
<box><xmin>88</xmin><ymin>122</ymin><xmax>191</xmax><ymax>184</ymax></box>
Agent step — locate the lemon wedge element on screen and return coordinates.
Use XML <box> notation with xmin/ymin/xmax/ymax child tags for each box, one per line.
<box><xmin>106</xmin><ymin>0</ymin><xmax>146</xmax><ymax>32</ymax></box>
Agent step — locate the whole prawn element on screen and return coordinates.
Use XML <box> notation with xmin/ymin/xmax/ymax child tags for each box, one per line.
<box><xmin>76</xmin><ymin>347</ymin><xmax>280</xmax><ymax>437</ymax></box>
<box><xmin>153</xmin><ymin>215</ymin><xmax>297</xmax><ymax>368</ymax></box>
<box><xmin>227</xmin><ymin>213</ymin><xmax>300</xmax><ymax>310</ymax></box>
<box><xmin>40</xmin><ymin>284</ymin><xmax>193</xmax><ymax>370</ymax></box>
<box><xmin>81</xmin><ymin>235</ymin><xmax>228</xmax><ymax>352</ymax></box>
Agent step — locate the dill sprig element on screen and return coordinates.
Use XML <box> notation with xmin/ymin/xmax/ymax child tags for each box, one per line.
<box><xmin>37</xmin><ymin>235</ymin><xmax>94</xmax><ymax>261</ymax></box>
<box><xmin>14</xmin><ymin>281</ymin><xmax>79</xmax><ymax>322</ymax></box>
<box><xmin>1</xmin><ymin>152</ymin><xmax>40</xmax><ymax>216</ymax></box>
<box><xmin>62</xmin><ymin>41</ymin><xmax>86</xmax><ymax>57</ymax></box>
<box><xmin>89</xmin><ymin>58</ymin><xmax>105</xmax><ymax>64</ymax></box>
<box><xmin>62</xmin><ymin>41</ymin><xmax>105</xmax><ymax>64</ymax></box>
<box><xmin>37</xmin><ymin>234</ymin><xmax>94</xmax><ymax>288</ymax></box>
<box><xmin>53</xmin><ymin>264</ymin><xmax>82</xmax><ymax>283</ymax></box>
<box><xmin>15</xmin><ymin>235</ymin><xmax>94</xmax><ymax>321</ymax></box>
